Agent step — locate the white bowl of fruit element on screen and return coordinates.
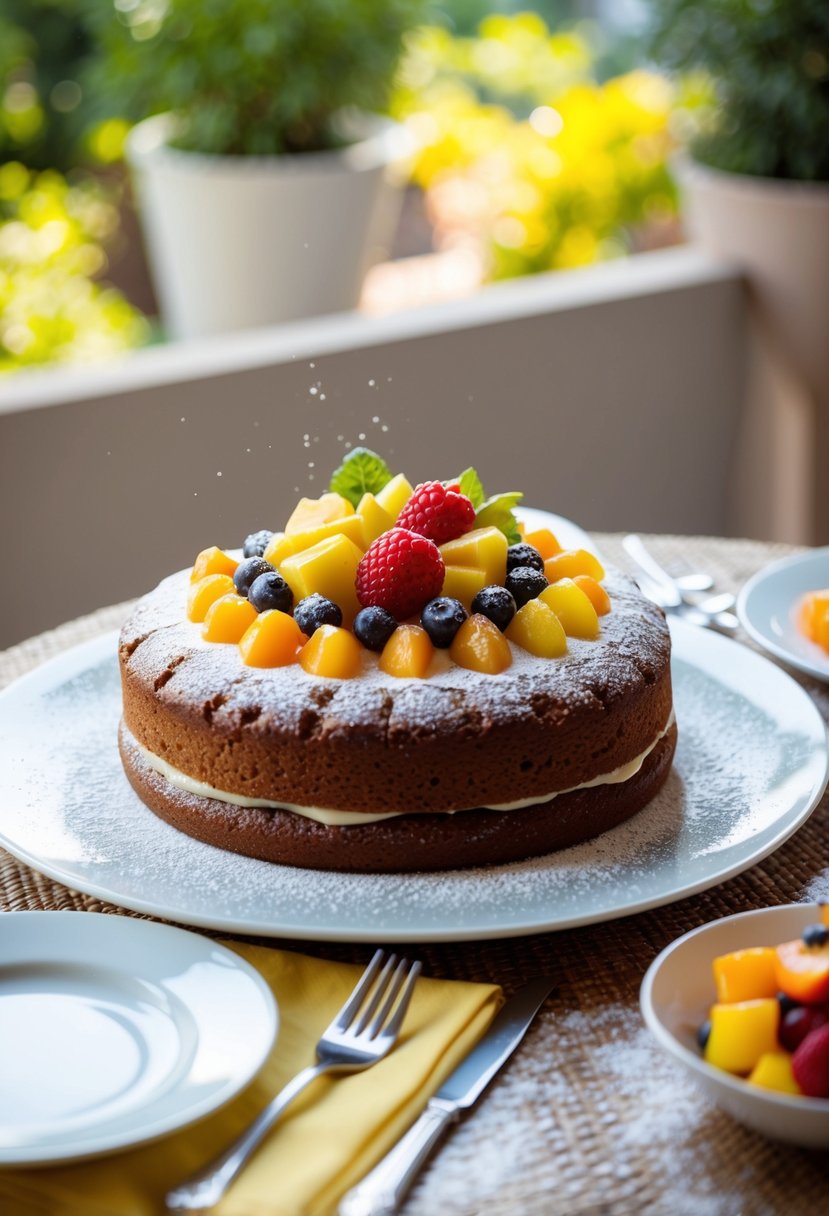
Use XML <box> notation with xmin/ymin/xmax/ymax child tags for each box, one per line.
<box><xmin>641</xmin><ymin>904</ymin><xmax>829</xmax><ymax>1147</ymax></box>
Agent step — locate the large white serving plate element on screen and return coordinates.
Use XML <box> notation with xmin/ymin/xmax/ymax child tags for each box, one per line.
<box><xmin>737</xmin><ymin>546</ymin><xmax>829</xmax><ymax>682</ymax></box>
<box><xmin>1</xmin><ymin>614</ymin><xmax>826</xmax><ymax>942</ymax></box>
<box><xmin>0</xmin><ymin>912</ymin><xmax>277</xmax><ymax>1165</ymax></box>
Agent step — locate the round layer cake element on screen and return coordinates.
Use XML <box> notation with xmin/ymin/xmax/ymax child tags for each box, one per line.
<box><xmin>118</xmin><ymin>565</ymin><xmax>676</xmax><ymax>872</ymax></box>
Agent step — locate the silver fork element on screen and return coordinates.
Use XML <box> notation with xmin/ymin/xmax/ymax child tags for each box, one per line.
<box><xmin>166</xmin><ymin>950</ymin><xmax>422</xmax><ymax>1213</ymax></box>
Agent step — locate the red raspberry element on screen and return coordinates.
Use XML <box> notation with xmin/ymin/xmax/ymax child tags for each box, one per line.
<box><xmin>396</xmin><ymin>481</ymin><xmax>476</xmax><ymax>545</ymax></box>
<box><xmin>792</xmin><ymin>1023</ymin><xmax>829</xmax><ymax>1097</ymax></box>
<box><xmin>356</xmin><ymin>527</ymin><xmax>445</xmax><ymax>620</ymax></box>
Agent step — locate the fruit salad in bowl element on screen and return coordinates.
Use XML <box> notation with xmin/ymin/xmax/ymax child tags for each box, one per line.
<box><xmin>641</xmin><ymin>905</ymin><xmax>829</xmax><ymax>1147</ymax></box>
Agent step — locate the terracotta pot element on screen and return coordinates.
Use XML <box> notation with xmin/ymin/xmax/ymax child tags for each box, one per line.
<box><xmin>126</xmin><ymin>115</ymin><xmax>410</xmax><ymax>340</ymax></box>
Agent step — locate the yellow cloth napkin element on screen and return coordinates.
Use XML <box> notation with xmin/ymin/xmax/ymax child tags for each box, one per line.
<box><xmin>1</xmin><ymin>942</ymin><xmax>502</xmax><ymax>1216</ymax></box>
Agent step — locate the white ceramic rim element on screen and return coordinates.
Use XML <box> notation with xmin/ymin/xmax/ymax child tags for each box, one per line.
<box><xmin>736</xmin><ymin>546</ymin><xmax>829</xmax><ymax>682</ymax></box>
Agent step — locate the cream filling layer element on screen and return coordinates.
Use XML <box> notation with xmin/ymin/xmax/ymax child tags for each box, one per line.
<box><xmin>134</xmin><ymin>710</ymin><xmax>675</xmax><ymax>828</ymax></box>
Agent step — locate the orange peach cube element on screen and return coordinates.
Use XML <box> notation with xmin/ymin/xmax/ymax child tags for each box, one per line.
<box><xmin>573</xmin><ymin>574</ymin><xmax>611</xmax><ymax>616</ymax></box>
<box><xmin>187</xmin><ymin>574</ymin><xmax>236</xmax><ymax>623</ymax></box>
<box><xmin>299</xmin><ymin>625</ymin><xmax>363</xmax><ymax>679</ymax></box>
<box><xmin>450</xmin><ymin>614</ymin><xmax>512</xmax><ymax>674</ymax></box>
<box><xmin>202</xmin><ymin>594</ymin><xmax>258</xmax><ymax>643</ymax></box>
<box><xmin>543</xmin><ymin>548</ymin><xmax>605</xmax><ymax>584</ymax></box>
<box><xmin>379</xmin><ymin>625</ymin><xmax>434</xmax><ymax>679</ymax></box>
<box><xmin>238</xmin><ymin>609</ymin><xmax>304</xmax><ymax>667</ymax></box>
<box><xmin>713</xmin><ymin>947</ymin><xmax>779</xmax><ymax>1004</ymax></box>
<box><xmin>522</xmin><ymin>528</ymin><xmax>562</xmax><ymax>560</ymax></box>
<box><xmin>190</xmin><ymin>546</ymin><xmax>238</xmax><ymax>583</ymax></box>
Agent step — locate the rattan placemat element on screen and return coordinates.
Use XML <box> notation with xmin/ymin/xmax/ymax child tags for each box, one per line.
<box><xmin>2</xmin><ymin>536</ymin><xmax>829</xmax><ymax>1216</ymax></box>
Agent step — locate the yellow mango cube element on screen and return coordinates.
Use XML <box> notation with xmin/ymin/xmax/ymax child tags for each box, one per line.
<box><xmin>522</xmin><ymin>528</ymin><xmax>562</xmax><ymax>560</ymax></box>
<box><xmin>539</xmin><ymin>579</ymin><xmax>600</xmax><ymax>639</ymax></box>
<box><xmin>190</xmin><ymin>546</ymin><xmax>238</xmax><ymax>583</ymax></box>
<box><xmin>356</xmin><ymin>492</ymin><xmax>394</xmax><ymax>545</ymax></box>
<box><xmin>747</xmin><ymin>1052</ymin><xmax>801</xmax><ymax>1095</ymax></box>
<box><xmin>299</xmin><ymin>624</ymin><xmax>363</xmax><ymax>679</ymax></box>
<box><xmin>279</xmin><ymin>533</ymin><xmax>363</xmax><ymax>624</ymax></box>
<box><xmin>441</xmin><ymin>564</ymin><xmax>488</xmax><ymax>608</ymax></box>
<box><xmin>285</xmin><ymin>492</ymin><xmax>353</xmax><ymax>535</ymax></box>
<box><xmin>704</xmin><ymin>999</ymin><xmax>779</xmax><ymax>1074</ymax></box>
<box><xmin>450</xmin><ymin>614</ymin><xmax>512</xmax><ymax>674</ymax></box>
<box><xmin>713</xmin><ymin>947</ymin><xmax>779</xmax><ymax>1004</ymax></box>
<box><xmin>267</xmin><ymin>514</ymin><xmax>366</xmax><ymax>564</ymax></box>
<box><xmin>376</xmin><ymin>473</ymin><xmax>414</xmax><ymax>520</ymax></box>
<box><xmin>238</xmin><ymin>609</ymin><xmax>304</xmax><ymax>667</ymax></box>
<box><xmin>379</xmin><ymin>625</ymin><xmax>434</xmax><ymax>679</ymax></box>
<box><xmin>202</xmin><ymin>594</ymin><xmax>258</xmax><ymax>643</ymax></box>
<box><xmin>187</xmin><ymin>574</ymin><xmax>236</xmax><ymax>623</ymax></box>
<box><xmin>439</xmin><ymin>527</ymin><xmax>508</xmax><ymax>588</ymax></box>
<box><xmin>544</xmin><ymin>549</ymin><xmax>605</xmax><ymax>584</ymax></box>
<box><xmin>506</xmin><ymin>598</ymin><xmax>567</xmax><ymax>658</ymax></box>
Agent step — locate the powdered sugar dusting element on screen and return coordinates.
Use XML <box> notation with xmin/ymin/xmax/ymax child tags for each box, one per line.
<box><xmin>408</xmin><ymin>1006</ymin><xmax>744</xmax><ymax>1216</ymax></box>
<box><xmin>0</xmin><ymin>622</ymin><xmax>824</xmax><ymax>941</ymax></box>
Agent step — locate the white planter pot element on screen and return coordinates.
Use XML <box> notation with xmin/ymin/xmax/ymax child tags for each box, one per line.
<box><xmin>678</xmin><ymin>158</ymin><xmax>829</xmax><ymax>394</ymax></box>
<box><xmin>678</xmin><ymin>158</ymin><xmax>829</xmax><ymax>543</ymax></box>
<box><xmin>126</xmin><ymin>115</ymin><xmax>410</xmax><ymax>340</ymax></box>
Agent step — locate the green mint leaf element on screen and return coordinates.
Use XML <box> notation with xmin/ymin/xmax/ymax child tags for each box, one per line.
<box><xmin>457</xmin><ymin>467</ymin><xmax>485</xmax><ymax>509</ymax></box>
<box><xmin>329</xmin><ymin>448</ymin><xmax>393</xmax><ymax>509</ymax></box>
<box><xmin>475</xmin><ymin>491</ymin><xmax>523</xmax><ymax>545</ymax></box>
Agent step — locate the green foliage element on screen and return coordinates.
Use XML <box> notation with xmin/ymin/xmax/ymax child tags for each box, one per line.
<box><xmin>0</xmin><ymin>1</ymin><xmax>94</xmax><ymax>173</ymax></box>
<box><xmin>0</xmin><ymin>163</ymin><xmax>148</xmax><ymax>371</ymax></box>
<box><xmin>647</xmin><ymin>0</ymin><xmax>829</xmax><ymax>181</ymax></box>
<box><xmin>329</xmin><ymin>448</ymin><xmax>393</xmax><ymax>507</ymax></box>
<box><xmin>83</xmin><ymin>0</ymin><xmax>428</xmax><ymax>156</ymax></box>
<box><xmin>393</xmin><ymin>14</ymin><xmax>677</xmax><ymax>278</ymax></box>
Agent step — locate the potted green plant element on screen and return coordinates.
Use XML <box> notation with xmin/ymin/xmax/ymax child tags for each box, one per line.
<box><xmin>84</xmin><ymin>0</ymin><xmax>425</xmax><ymax>339</ymax></box>
<box><xmin>647</xmin><ymin>0</ymin><xmax>829</xmax><ymax>540</ymax></box>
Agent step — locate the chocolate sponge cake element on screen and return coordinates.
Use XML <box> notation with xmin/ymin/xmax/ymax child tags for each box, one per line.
<box><xmin>118</xmin><ymin>564</ymin><xmax>676</xmax><ymax>873</ymax></box>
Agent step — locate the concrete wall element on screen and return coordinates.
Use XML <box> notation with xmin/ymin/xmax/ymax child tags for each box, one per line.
<box><xmin>0</xmin><ymin>248</ymin><xmax>746</xmax><ymax>648</ymax></box>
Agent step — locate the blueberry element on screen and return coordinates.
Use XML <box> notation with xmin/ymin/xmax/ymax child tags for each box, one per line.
<box><xmin>353</xmin><ymin>606</ymin><xmax>398</xmax><ymax>652</ymax></box>
<box><xmin>421</xmin><ymin>597</ymin><xmax>467</xmax><ymax>648</ymax></box>
<box><xmin>777</xmin><ymin>991</ymin><xmax>800</xmax><ymax>1018</ymax></box>
<box><xmin>506</xmin><ymin>543</ymin><xmax>544</xmax><ymax>574</ymax></box>
<box><xmin>802</xmin><ymin>923</ymin><xmax>829</xmax><ymax>949</ymax></box>
<box><xmin>234</xmin><ymin>556</ymin><xmax>274</xmax><ymax>597</ymax></box>
<box><xmin>696</xmin><ymin>1019</ymin><xmax>711</xmax><ymax>1052</ymax></box>
<box><xmin>243</xmin><ymin>529</ymin><xmax>274</xmax><ymax>558</ymax></box>
<box><xmin>248</xmin><ymin>571</ymin><xmax>293</xmax><ymax>614</ymax></box>
<box><xmin>505</xmin><ymin>565</ymin><xmax>548</xmax><ymax>608</ymax></box>
<box><xmin>294</xmin><ymin>594</ymin><xmax>343</xmax><ymax>636</ymax></box>
<box><xmin>471</xmin><ymin>585</ymin><xmax>517</xmax><ymax>632</ymax></box>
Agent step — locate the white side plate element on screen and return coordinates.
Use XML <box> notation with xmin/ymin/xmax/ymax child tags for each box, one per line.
<box><xmin>737</xmin><ymin>547</ymin><xmax>829</xmax><ymax>682</ymax></box>
<box><xmin>0</xmin><ymin>913</ymin><xmax>277</xmax><ymax>1165</ymax></box>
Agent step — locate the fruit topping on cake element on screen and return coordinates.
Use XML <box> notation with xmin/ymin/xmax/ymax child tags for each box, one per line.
<box><xmin>185</xmin><ymin>448</ymin><xmax>613</xmax><ymax>678</ymax></box>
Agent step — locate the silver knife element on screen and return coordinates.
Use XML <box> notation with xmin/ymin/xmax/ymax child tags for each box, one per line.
<box><xmin>337</xmin><ymin>976</ymin><xmax>554</xmax><ymax>1216</ymax></box>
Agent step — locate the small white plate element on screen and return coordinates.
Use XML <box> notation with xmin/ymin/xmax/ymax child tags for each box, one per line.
<box><xmin>641</xmin><ymin>905</ymin><xmax>829</xmax><ymax>1148</ymax></box>
<box><xmin>0</xmin><ymin>912</ymin><xmax>277</xmax><ymax>1165</ymax></box>
<box><xmin>737</xmin><ymin>547</ymin><xmax>829</xmax><ymax>682</ymax></box>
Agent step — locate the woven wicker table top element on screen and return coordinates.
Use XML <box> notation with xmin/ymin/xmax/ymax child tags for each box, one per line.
<box><xmin>3</xmin><ymin>534</ymin><xmax>829</xmax><ymax>1216</ymax></box>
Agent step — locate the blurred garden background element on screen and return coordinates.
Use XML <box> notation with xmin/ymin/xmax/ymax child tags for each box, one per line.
<box><xmin>1</xmin><ymin>0</ymin><xmax>826</xmax><ymax>369</ymax></box>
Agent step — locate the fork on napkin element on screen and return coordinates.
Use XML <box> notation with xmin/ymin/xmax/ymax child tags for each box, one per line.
<box><xmin>0</xmin><ymin>942</ymin><xmax>502</xmax><ymax>1216</ymax></box>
